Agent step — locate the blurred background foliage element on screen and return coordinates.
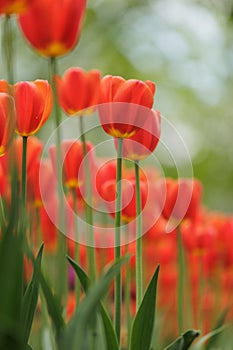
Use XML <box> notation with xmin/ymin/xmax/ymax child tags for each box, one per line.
<box><xmin>1</xmin><ymin>0</ymin><xmax>233</xmax><ymax>212</ymax></box>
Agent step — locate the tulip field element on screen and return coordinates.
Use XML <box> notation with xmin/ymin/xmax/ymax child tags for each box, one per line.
<box><xmin>0</xmin><ymin>1</ymin><xmax>233</xmax><ymax>350</ymax></box>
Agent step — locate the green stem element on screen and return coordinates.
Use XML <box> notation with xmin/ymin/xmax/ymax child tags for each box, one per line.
<box><xmin>71</xmin><ymin>188</ymin><xmax>80</xmax><ymax>306</ymax></box>
<box><xmin>2</xmin><ymin>15</ymin><xmax>14</xmax><ymax>83</ymax></box>
<box><xmin>79</xmin><ymin>117</ymin><xmax>96</xmax><ymax>282</ymax></box>
<box><xmin>134</xmin><ymin>160</ymin><xmax>143</xmax><ymax>309</ymax></box>
<box><xmin>177</xmin><ymin>225</ymin><xmax>184</xmax><ymax>334</ymax></box>
<box><xmin>115</xmin><ymin>137</ymin><xmax>123</xmax><ymax>343</ymax></box>
<box><xmin>22</xmin><ymin>136</ymin><xmax>28</xmax><ymax>208</ymax></box>
<box><xmin>49</xmin><ymin>57</ymin><xmax>62</xmax><ymax>130</ymax></box>
<box><xmin>0</xmin><ymin>196</ymin><xmax>6</xmax><ymax>231</ymax></box>
<box><xmin>40</xmin><ymin>290</ymin><xmax>57</xmax><ymax>350</ymax></box>
<box><xmin>49</xmin><ymin>57</ymin><xmax>67</xmax><ymax>303</ymax></box>
<box><xmin>124</xmin><ymin>242</ymin><xmax>131</xmax><ymax>348</ymax></box>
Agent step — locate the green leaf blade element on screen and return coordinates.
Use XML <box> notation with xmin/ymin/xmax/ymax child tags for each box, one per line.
<box><xmin>164</xmin><ymin>329</ymin><xmax>200</xmax><ymax>350</ymax></box>
<box><xmin>22</xmin><ymin>244</ymin><xmax>44</xmax><ymax>345</ymax></box>
<box><xmin>67</xmin><ymin>255</ymin><xmax>119</xmax><ymax>350</ymax></box>
<box><xmin>130</xmin><ymin>265</ymin><xmax>160</xmax><ymax>350</ymax></box>
<box><xmin>62</xmin><ymin>257</ymin><xmax>126</xmax><ymax>350</ymax></box>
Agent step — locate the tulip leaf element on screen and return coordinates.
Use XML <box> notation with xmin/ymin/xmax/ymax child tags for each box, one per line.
<box><xmin>22</xmin><ymin>244</ymin><xmax>43</xmax><ymax>345</ymax></box>
<box><xmin>39</xmin><ymin>272</ymin><xmax>65</xmax><ymax>337</ymax></box>
<box><xmin>0</xmin><ymin>191</ymin><xmax>24</xmax><ymax>349</ymax></box>
<box><xmin>67</xmin><ymin>256</ymin><xmax>119</xmax><ymax>350</ymax></box>
<box><xmin>164</xmin><ymin>329</ymin><xmax>200</xmax><ymax>350</ymax></box>
<box><xmin>26</xmin><ymin>345</ymin><xmax>33</xmax><ymax>350</ymax></box>
<box><xmin>61</xmin><ymin>257</ymin><xmax>126</xmax><ymax>350</ymax></box>
<box><xmin>192</xmin><ymin>325</ymin><xmax>227</xmax><ymax>350</ymax></box>
<box><xmin>129</xmin><ymin>265</ymin><xmax>160</xmax><ymax>350</ymax></box>
<box><xmin>67</xmin><ymin>256</ymin><xmax>89</xmax><ymax>291</ymax></box>
<box><xmin>205</xmin><ymin>307</ymin><xmax>229</xmax><ymax>350</ymax></box>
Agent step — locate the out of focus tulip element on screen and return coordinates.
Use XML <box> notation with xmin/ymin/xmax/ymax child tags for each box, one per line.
<box><xmin>0</xmin><ymin>92</ymin><xmax>15</xmax><ymax>156</ymax></box>
<box><xmin>98</xmin><ymin>75</ymin><xmax>156</xmax><ymax>138</ymax></box>
<box><xmin>18</xmin><ymin>0</ymin><xmax>86</xmax><ymax>57</ymax></box>
<box><xmin>56</xmin><ymin>67</ymin><xmax>101</xmax><ymax>115</ymax></box>
<box><xmin>0</xmin><ymin>0</ymin><xmax>32</xmax><ymax>15</ymax></box>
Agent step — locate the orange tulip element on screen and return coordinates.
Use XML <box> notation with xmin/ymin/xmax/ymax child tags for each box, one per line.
<box><xmin>0</xmin><ymin>79</ymin><xmax>53</xmax><ymax>136</ymax></box>
<box><xmin>162</xmin><ymin>178</ymin><xmax>202</xmax><ymax>223</ymax></box>
<box><xmin>49</xmin><ymin>140</ymin><xmax>95</xmax><ymax>190</ymax></box>
<box><xmin>18</xmin><ymin>0</ymin><xmax>86</xmax><ymax>57</ymax></box>
<box><xmin>56</xmin><ymin>67</ymin><xmax>101</xmax><ymax>116</ymax></box>
<box><xmin>0</xmin><ymin>92</ymin><xmax>15</xmax><ymax>156</ymax></box>
<box><xmin>0</xmin><ymin>0</ymin><xmax>32</xmax><ymax>14</ymax></box>
<box><xmin>98</xmin><ymin>75</ymin><xmax>156</xmax><ymax>138</ymax></box>
<box><xmin>117</xmin><ymin>109</ymin><xmax>161</xmax><ymax>160</ymax></box>
<box><xmin>27</xmin><ymin>159</ymin><xmax>56</xmax><ymax>207</ymax></box>
<box><xmin>14</xmin><ymin>80</ymin><xmax>53</xmax><ymax>136</ymax></box>
<box><xmin>101</xmin><ymin>178</ymin><xmax>148</xmax><ymax>223</ymax></box>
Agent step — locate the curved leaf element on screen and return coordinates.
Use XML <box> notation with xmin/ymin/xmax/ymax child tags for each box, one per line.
<box><xmin>67</xmin><ymin>256</ymin><xmax>120</xmax><ymax>350</ymax></box>
<box><xmin>130</xmin><ymin>265</ymin><xmax>160</xmax><ymax>350</ymax></box>
<box><xmin>164</xmin><ymin>329</ymin><xmax>200</xmax><ymax>350</ymax></box>
<box><xmin>192</xmin><ymin>325</ymin><xmax>227</xmax><ymax>350</ymax></box>
<box><xmin>61</xmin><ymin>257</ymin><xmax>126</xmax><ymax>350</ymax></box>
<box><xmin>205</xmin><ymin>307</ymin><xmax>229</xmax><ymax>350</ymax></box>
<box><xmin>22</xmin><ymin>244</ymin><xmax>43</xmax><ymax>345</ymax></box>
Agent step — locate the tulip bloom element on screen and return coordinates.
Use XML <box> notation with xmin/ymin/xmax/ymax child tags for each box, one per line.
<box><xmin>0</xmin><ymin>0</ymin><xmax>31</xmax><ymax>14</ymax></box>
<box><xmin>116</xmin><ymin>109</ymin><xmax>161</xmax><ymax>160</ymax></box>
<box><xmin>162</xmin><ymin>178</ymin><xmax>202</xmax><ymax>223</ymax></box>
<box><xmin>0</xmin><ymin>92</ymin><xmax>15</xmax><ymax>156</ymax></box>
<box><xmin>14</xmin><ymin>80</ymin><xmax>53</xmax><ymax>136</ymax></box>
<box><xmin>49</xmin><ymin>140</ymin><xmax>95</xmax><ymax>190</ymax></box>
<box><xmin>101</xmin><ymin>178</ymin><xmax>148</xmax><ymax>223</ymax></box>
<box><xmin>27</xmin><ymin>159</ymin><xmax>56</xmax><ymax>207</ymax></box>
<box><xmin>18</xmin><ymin>0</ymin><xmax>86</xmax><ymax>57</ymax></box>
<box><xmin>56</xmin><ymin>67</ymin><xmax>101</xmax><ymax>116</ymax></box>
<box><xmin>98</xmin><ymin>75</ymin><xmax>156</xmax><ymax>138</ymax></box>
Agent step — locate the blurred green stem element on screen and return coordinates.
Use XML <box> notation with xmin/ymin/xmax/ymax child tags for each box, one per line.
<box><xmin>40</xmin><ymin>290</ymin><xmax>57</xmax><ymax>350</ymax></box>
<box><xmin>135</xmin><ymin>160</ymin><xmax>143</xmax><ymax>309</ymax></box>
<box><xmin>124</xmin><ymin>241</ymin><xmax>131</xmax><ymax>348</ymax></box>
<box><xmin>2</xmin><ymin>15</ymin><xmax>14</xmax><ymax>83</ymax></box>
<box><xmin>177</xmin><ymin>225</ymin><xmax>184</xmax><ymax>333</ymax></box>
<box><xmin>71</xmin><ymin>188</ymin><xmax>80</xmax><ymax>306</ymax></box>
<box><xmin>79</xmin><ymin>116</ymin><xmax>96</xmax><ymax>282</ymax></box>
<box><xmin>49</xmin><ymin>57</ymin><xmax>67</xmax><ymax>303</ymax></box>
<box><xmin>0</xmin><ymin>196</ymin><xmax>6</xmax><ymax>231</ymax></box>
<box><xmin>115</xmin><ymin>137</ymin><xmax>123</xmax><ymax>343</ymax></box>
<box><xmin>22</xmin><ymin>136</ymin><xmax>28</xmax><ymax>209</ymax></box>
<box><xmin>79</xmin><ymin>117</ymin><xmax>97</xmax><ymax>350</ymax></box>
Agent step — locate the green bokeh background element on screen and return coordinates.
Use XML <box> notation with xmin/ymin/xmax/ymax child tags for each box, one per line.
<box><xmin>1</xmin><ymin>0</ymin><xmax>233</xmax><ymax>213</ymax></box>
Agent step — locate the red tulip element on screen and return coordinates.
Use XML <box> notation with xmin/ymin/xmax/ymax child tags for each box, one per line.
<box><xmin>162</xmin><ymin>178</ymin><xmax>202</xmax><ymax>223</ymax></box>
<box><xmin>18</xmin><ymin>0</ymin><xmax>86</xmax><ymax>57</ymax></box>
<box><xmin>14</xmin><ymin>80</ymin><xmax>53</xmax><ymax>136</ymax></box>
<box><xmin>117</xmin><ymin>109</ymin><xmax>161</xmax><ymax>160</ymax></box>
<box><xmin>98</xmin><ymin>75</ymin><xmax>156</xmax><ymax>138</ymax></box>
<box><xmin>27</xmin><ymin>159</ymin><xmax>56</xmax><ymax>207</ymax></box>
<box><xmin>101</xmin><ymin>178</ymin><xmax>148</xmax><ymax>223</ymax></box>
<box><xmin>49</xmin><ymin>140</ymin><xmax>95</xmax><ymax>190</ymax></box>
<box><xmin>56</xmin><ymin>67</ymin><xmax>101</xmax><ymax>115</ymax></box>
<box><xmin>0</xmin><ymin>79</ymin><xmax>53</xmax><ymax>136</ymax></box>
<box><xmin>0</xmin><ymin>92</ymin><xmax>15</xmax><ymax>156</ymax></box>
